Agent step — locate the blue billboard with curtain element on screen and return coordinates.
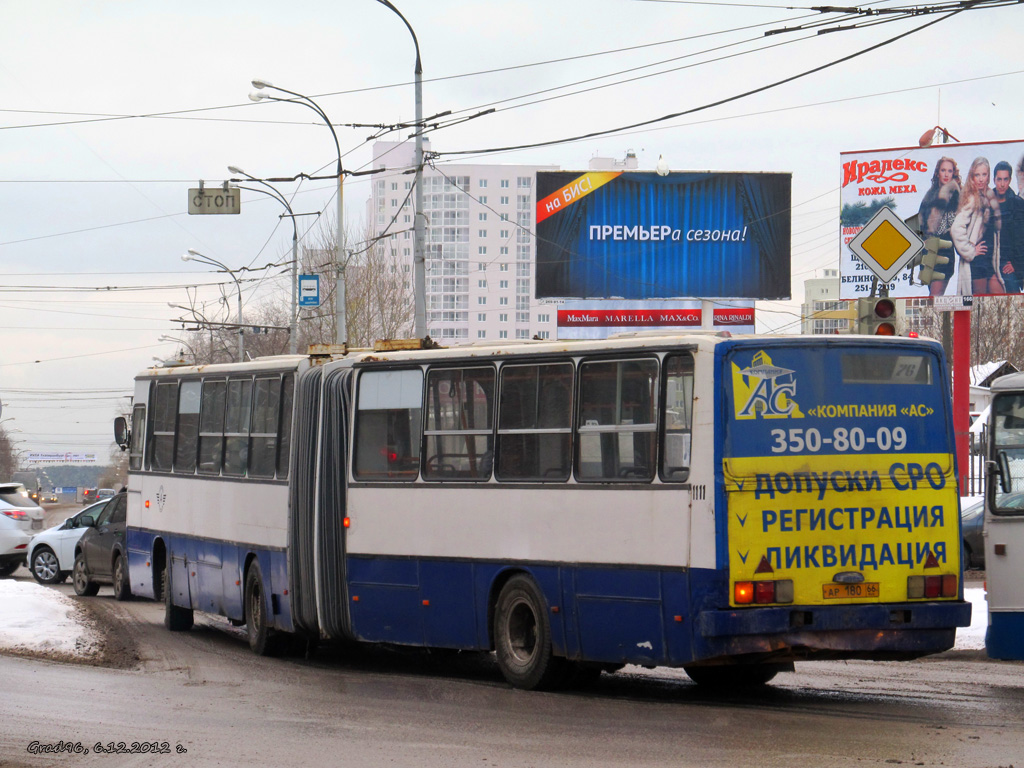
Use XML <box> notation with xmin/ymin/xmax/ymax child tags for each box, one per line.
<box><xmin>534</xmin><ymin>170</ymin><xmax>792</xmax><ymax>300</ymax></box>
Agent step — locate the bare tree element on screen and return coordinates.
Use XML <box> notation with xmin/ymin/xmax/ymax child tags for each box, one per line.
<box><xmin>98</xmin><ymin>445</ymin><xmax>129</xmax><ymax>490</ymax></box>
<box><xmin>294</xmin><ymin>215</ymin><xmax>413</xmax><ymax>349</ymax></box>
<box><xmin>970</xmin><ymin>295</ymin><xmax>1024</xmax><ymax>369</ymax></box>
<box><xmin>0</xmin><ymin>428</ymin><xmax>18</xmax><ymax>479</ymax></box>
<box><xmin>171</xmin><ymin>215</ymin><xmax>413</xmax><ymax>366</ymax></box>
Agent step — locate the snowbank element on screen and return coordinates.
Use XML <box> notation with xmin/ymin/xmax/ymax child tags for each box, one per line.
<box><xmin>0</xmin><ymin>580</ymin><xmax>101</xmax><ymax>658</ymax></box>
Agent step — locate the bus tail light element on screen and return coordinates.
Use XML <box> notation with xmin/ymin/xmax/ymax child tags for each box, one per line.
<box><xmin>735</xmin><ymin>579</ymin><xmax>793</xmax><ymax>605</ymax></box>
<box><xmin>735</xmin><ymin>582</ymin><xmax>754</xmax><ymax>604</ymax></box>
<box><xmin>908</xmin><ymin>575</ymin><xmax>958</xmax><ymax>599</ymax></box>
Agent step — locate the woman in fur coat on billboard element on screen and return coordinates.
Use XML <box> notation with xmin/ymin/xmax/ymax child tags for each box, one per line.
<box><xmin>917</xmin><ymin>156</ymin><xmax>961</xmax><ymax>296</ymax></box>
<box><xmin>952</xmin><ymin>156</ymin><xmax>1002</xmax><ymax>295</ymax></box>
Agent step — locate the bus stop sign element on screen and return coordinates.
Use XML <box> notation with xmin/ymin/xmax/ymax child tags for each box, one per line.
<box><xmin>847</xmin><ymin>207</ymin><xmax>923</xmax><ymax>284</ymax></box>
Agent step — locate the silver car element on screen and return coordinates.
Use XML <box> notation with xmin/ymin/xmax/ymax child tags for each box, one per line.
<box><xmin>0</xmin><ymin>482</ymin><xmax>47</xmax><ymax>577</ymax></box>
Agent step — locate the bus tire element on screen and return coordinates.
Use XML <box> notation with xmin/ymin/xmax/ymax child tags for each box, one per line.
<box><xmin>683</xmin><ymin>664</ymin><xmax>780</xmax><ymax>688</ymax></box>
<box><xmin>163</xmin><ymin>565</ymin><xmax>194</xmax><ymax>632</ymax></box>
<box><xmin>112</xmin><ymin>555</ymin><xmax>131</xmax><ymax>601</ymax></box>
<box><xmin>493</xmin><ymin>574</ymin><xmax>566</xmax><ymax>690</ymax></box>
<box><xmin>245</xmin><ymin>560</ymin><xmax>283</xmax><ymax>657</ymax></box>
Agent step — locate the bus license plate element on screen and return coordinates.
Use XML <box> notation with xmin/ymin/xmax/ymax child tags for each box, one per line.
<box><xmin>823</xmin><ymin>582</ymin><xmax>879</xmax><ymax>599</ymax></box>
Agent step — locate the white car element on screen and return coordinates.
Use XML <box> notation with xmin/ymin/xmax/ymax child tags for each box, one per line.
<box><xmin>27</xmin><ymin>499</ymin><xmax>111</xmax><ymax>585</ymax></box>
<box><xmin>0</xmin><ymin>482</ymin><xmax>47</xmax><ymax>577</ymax></box>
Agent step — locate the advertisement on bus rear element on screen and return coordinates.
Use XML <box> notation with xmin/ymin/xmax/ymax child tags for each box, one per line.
<box><xmin>722</xmin><ymin>344</ymin><xmax>960</xmax><ymax>607</ymax></box>
<box><xmin>839</xmin><ymin>138</ymin><xmax>1024</xmax><ymax>300</ymax></box>
<box><xmin>535</xmin><ymin>170</ymin><xmax>792</xmax><ymax>301</ymax></box>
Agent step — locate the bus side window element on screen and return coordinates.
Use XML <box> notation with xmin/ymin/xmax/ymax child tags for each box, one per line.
<box><xmin>661</xmin><ymin>353</ymin><xmax>694</xmax><ymax>482</ymax></box>
<box><xmin>150</xmin><ymin>381</ymin><xmax>179</xmax><ymax>472</ymax></box>
<box><xmin>249</xmin><ymin>376</ymin><xmax>281</xmax><ymax>478</ymax></box>
<box><xmin>424</xmin><ymin>367</ymin><xmax>494</xmax><ymax>481</ymax></box>
<box><xmin>354</xmin><ymin>369</ymin><xmax>423</xmax><ymax>481</ymax></box>
<box><xmin>174</xmin><ymin>380</ymin><xmax>202</xmax><ymax>474</ymax></box>
<box><xmin>198</xmin><ymin>380</ymin><xmax>226</xmax><ymax>474</ymax></box>
<box><xmin>577</xmin><ymin>358</ymin><xmax>658</xmax><ymax>482</ymax></box>
<box><xmin>223</xmin><ymin>378</ymin><xmax>253</xmax><ymax>477</ymax></box>
<box><xmin>496</xmin><ymin>363</ymin><xmax>572</xmax><ymax>481</ymax></box>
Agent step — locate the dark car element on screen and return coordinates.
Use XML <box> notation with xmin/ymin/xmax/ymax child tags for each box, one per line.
<box><xmin>73</xmin><ymin>491</ymin><xmax>131</xmax><ymax>600</ymax></box>
<box><xmin>961</xmin><ymin>499</ymin><xmax>985</xmax><ymax>570</ymax></box>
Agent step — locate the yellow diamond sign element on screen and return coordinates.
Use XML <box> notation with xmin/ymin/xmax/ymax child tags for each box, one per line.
<box><xmin>847</xmin><ymin>207</ymin><xmax>923</xmax><ymax>284</ymax></box>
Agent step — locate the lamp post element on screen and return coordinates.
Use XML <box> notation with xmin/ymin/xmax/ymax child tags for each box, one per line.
<box><xmin>181</xmin><ymin>249</ymin><xmax>244</xmax><ymax>362</ymax></box>
<box><xmin>374</xmin><ymin>0</ymin><xmax>425</xmax><ymax>338</ymax></box>
<box><xmin>158</xmin><ymin>335</ymin><xmax>198</xmax><ymax>363</ymax></box>
<box><xmin>227</xmin><ymin>165</ymin><xmax>300</xmax><ymax>354</ymax></box>
<box><xmin>249</xmin><ymin>80</ymin><xmax>347</xmax><ymax>345</ymax></box>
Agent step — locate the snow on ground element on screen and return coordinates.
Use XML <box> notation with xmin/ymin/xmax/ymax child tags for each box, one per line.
<box><xmin>0</xmin><ymin>580</ymin><xmax>101</xmax><ymax>659</ymax></box>
<box><xmin>0</xmin><ymin>580</ymin><xmax>991</xmax><ymax>660</ymax></box>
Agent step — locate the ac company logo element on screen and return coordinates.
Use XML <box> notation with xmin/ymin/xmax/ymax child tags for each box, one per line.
<box><xmin>732</xmin><ymin>350</ymin><xmax>804</xmax><ymax>420</ymax></box>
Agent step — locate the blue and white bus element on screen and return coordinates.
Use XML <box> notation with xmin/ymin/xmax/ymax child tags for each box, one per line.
<box><xmin>117</xmin><ymin>333</ymin><xmax>971</xmax><ymax>689</ymax></box>
<box><xmin>981</xmin><ymin>373</ymin><xmax>1024</xmax><ymax>660</ymax></box>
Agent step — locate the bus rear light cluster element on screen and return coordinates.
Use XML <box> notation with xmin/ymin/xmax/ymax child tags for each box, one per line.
<box><xmin>735</xmin><ymin>579</ymin><xmax>794</xmax><ymax>605</ymax></box>
<box><xmin>907</xmin><ymin>574</ymin><xmax>957</xmax><ymax>599</ymax></box>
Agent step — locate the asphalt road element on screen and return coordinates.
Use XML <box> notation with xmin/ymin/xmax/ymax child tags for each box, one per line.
<box><xmin>2</xmin><ymin>505</ymin><xmax>1022</xmax><ymax>767</ymax></box>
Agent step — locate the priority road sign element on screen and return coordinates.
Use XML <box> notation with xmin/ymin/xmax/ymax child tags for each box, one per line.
<box><xmin>847</xmin><ymin>207</ymin><xmax>923</xmax><ymax>285</ymax></box>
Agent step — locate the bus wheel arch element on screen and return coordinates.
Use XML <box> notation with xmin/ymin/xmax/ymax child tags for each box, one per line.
<box><xmin>492</xmin><ymin>571</ymin><xmax>567</xmax><ymax>690</ymax></box>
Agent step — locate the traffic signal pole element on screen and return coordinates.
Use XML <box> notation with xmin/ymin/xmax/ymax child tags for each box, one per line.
<box><xmin>953</xmin><ymin>309</ymin><xmax>971</xmax><ymax>495</ymax></box>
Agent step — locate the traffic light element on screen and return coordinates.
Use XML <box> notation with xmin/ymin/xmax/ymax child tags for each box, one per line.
<box><xmin>856</xmin><ymin>297</ymin><xmax>897</xmax><ymax>335</ymax></box>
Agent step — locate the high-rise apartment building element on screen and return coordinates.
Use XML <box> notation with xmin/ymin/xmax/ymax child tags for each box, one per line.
<box><xmin>367</xmin><ymin>140</ymin><xmax>561</xmax><ymax>343</ymax></box>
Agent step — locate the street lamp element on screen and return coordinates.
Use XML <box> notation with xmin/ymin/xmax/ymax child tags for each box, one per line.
<box><xmin>227</xmin><ymin>166</ymin><xmax>300</xmax><ymax>354</ymax></box>
<box><xmin>373</xmin><ymin>0</ymin><xmax>426</xmax><ymax>339</ymax></box>
<box><xmin>249</xmin><ymin>80</ymin><xmax>347</xmax><ymax>345</ymax></box>
<box><xmin>181</xmin><ymin>249</ymin><xmax>244</xmax><ymax>362</ymax></box>
<box><xmin>158</xmin><ymin>335</ymin><xmax>198</xmax><ymax>362</ymax></box>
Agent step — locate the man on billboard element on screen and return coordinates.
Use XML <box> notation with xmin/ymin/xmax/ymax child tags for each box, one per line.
<box><xmin>994</xmin><ymin>160</ymin><xmax>1024</xmax><ymax>293</ymax></box>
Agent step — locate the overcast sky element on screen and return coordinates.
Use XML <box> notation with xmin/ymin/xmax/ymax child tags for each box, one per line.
<box><xmin>2</xmin><ymin>0</ymin><xmax>1021</xmax><ymax>460</ymax></box>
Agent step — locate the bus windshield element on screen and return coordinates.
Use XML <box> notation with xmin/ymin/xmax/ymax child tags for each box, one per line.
<box><xmin>991</xmin><ymin>392</ymin><xmax>1024</xmax><ymax>514</ymax></box>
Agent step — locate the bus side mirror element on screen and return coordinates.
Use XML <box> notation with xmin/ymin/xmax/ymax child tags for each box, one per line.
<box><xmin>989</xmin><ymin>451</ymin><xmax>1013</xmax><ymax>494</ymax></box>
<box><xmin>114</xmin><ymin>416</ymin><xmax>130</xmax><ymax>451</ymax></box>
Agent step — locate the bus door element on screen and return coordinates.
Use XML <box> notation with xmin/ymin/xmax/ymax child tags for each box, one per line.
<box><xmin>985</xmin><ymin>390</ymin><xmax>1024</xmax><ymax>659</ymax></box>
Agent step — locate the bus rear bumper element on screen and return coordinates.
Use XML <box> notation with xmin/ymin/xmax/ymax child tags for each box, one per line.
<box><xmin>694</xmin><ymin>601</ymin><xmax>971</xmax><ymax>660</ymax></box>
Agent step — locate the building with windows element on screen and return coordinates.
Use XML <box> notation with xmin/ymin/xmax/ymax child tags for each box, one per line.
<box><xmin>801</xmin><ymin>269</ymin><xmax>937</xmax><ymax>335</ymax></box>
<box><xmin>801</xmin><ymin>269</ymin><xmax>854</xmax><ymax>334</ymax></box>
<box><xmin>367</xmin><ymin>140</ymin><xmax>561</xmax><ymax>343</ymax></box>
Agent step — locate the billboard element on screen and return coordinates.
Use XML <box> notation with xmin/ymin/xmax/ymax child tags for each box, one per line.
<box><xmin>534</xmin><ymin>171</ymin><xmax>792</xmax><ymax>300</ymax></box>
<box><xmin>555</xmin><ymin>300</ymin><xmax>755</xmax><ymax>339</ymax></box>
<box><xmin>839</xmin><ymin>139</ymin><xmax>1024</xmax><ymax>299</ymax></box>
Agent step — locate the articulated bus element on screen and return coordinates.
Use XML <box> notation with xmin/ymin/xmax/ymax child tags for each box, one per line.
<box><xmin>982</xmin><ymin>373</ymin><xmax>1024</xmax><ymax>660</ymax></box>
<box><xmin>117</xmin><ymin>333</ymin><xmax>971</xmax><ymax>689</ymax></box>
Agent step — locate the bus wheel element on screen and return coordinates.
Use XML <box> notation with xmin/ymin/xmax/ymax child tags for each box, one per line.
<box><xmin>493</xmin><ymin>574</ymin><xmax>566</xmax><ymax>690</ymax></box>
<box><xmin>112</xmin><ymin>555</ymin><xmax>131</xmax><ymax>602</ymax></box>
<box><xmin>163</xmin><ymin>565</ymin><xmax>194</xmax><ymax>632</ymax></box>
<box><xmin>683</xmin><ymin>664</ymin><xmax>780</xmax><ymax>688</ymax></box>
<box><xmin>245</xmin><ymin>560</ymin><xmax>282</xmax><ymax>657</ymax></box>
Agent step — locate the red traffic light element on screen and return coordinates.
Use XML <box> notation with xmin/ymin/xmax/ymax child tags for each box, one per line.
<box><xmin>873</xmin><ymin>298</ymin><xmax>896</xmax><ymax>320</ymax></box>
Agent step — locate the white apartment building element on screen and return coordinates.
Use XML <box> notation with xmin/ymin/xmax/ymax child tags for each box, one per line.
<box><xmin>368</xmin><ymin>140</ymin><xmax>565</xmax><ymax>343</ymax></box>
<box><xmin>801</xmin><ymin>269</ymin><xmax>932</xmax><ymax>335</ymax></box>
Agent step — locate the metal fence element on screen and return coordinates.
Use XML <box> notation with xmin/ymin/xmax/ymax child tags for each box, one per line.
<box><xmin>964</xmin><ymin>430</ymin><xmax>987</xmax><ymax>497</ymax></box>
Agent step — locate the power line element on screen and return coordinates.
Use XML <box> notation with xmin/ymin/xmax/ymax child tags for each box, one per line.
<box><xmin>435</xmin><ymin>8</ymin><xmax>963</xmax><ymax>159</ymax></box>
